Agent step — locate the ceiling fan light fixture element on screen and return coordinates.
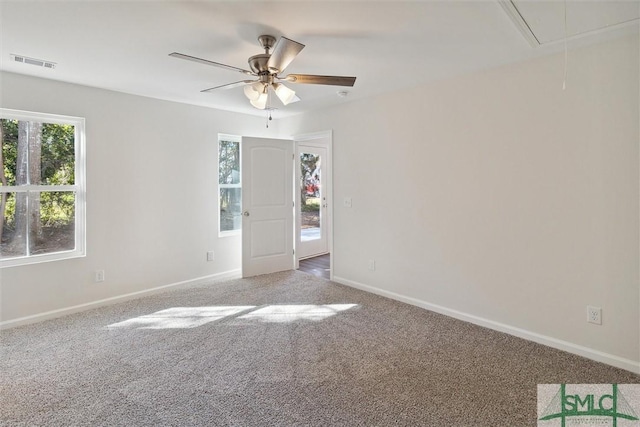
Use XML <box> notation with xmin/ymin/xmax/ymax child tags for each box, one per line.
<box><xmin>243</xmin><ymin>81</ymin><xmax>264</xmax><ymax>101</ymax></box>
<box><xmin>273</xmin><ymin>83</ymin><xmax>296</xmax><ymax>106</ymax></box>
<box><xmin>250</xmin><ymin>92</ymin><xmax>268</xmax><ymax>109</ymax></box>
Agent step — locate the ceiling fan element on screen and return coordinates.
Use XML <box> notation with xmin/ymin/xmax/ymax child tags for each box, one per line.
<box><xmin>170</xmin><ymin>35</ymin><xmax>356</xmax><ymax>110</ymax></box>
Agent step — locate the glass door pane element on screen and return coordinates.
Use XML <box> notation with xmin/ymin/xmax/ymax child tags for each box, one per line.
<box><xmin>300</xmin><ymin>152</ymin><xmax>321</xmax><ymax>242</ymax></box>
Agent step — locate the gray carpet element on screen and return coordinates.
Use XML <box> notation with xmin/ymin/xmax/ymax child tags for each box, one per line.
<box><xmin>1</xmin><ymin>271</ymin><xmax>638</xmax><ymax>426</ymax></box>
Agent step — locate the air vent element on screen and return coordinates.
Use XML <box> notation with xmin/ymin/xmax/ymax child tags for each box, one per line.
<box><xmin>10</xmin><ymin>54</ymin><xmax>56</xmax><ymax>69</ymax></box>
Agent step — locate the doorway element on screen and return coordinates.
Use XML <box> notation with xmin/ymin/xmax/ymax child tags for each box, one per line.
<box><xmin>238</xmin><ymin>132</ymin><xmax>332</xmax><ymax>279</ymax></box>
<box><xmin>295</xmin><ymin>131</ymin><xmax>332</xmax><ymax>279</ymax></box>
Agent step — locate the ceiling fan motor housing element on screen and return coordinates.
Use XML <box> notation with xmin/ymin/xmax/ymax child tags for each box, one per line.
<box><xmin>249</xmin><ymin>35</ymin><xmax>280</xmax><ymax>75</ymax></box>
<box><xmin>248</xmin><ymin>54</ymin><xmax>271</xmax><ymax>75</ymax></box>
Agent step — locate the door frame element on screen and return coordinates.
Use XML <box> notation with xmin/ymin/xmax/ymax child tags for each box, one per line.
<box><xmin>293</xmin><ymin>130</ymin><xmax>333</xmax><ymax>279</ymax></box>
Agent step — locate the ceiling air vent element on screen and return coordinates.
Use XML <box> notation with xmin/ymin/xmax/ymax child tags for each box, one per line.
<box><xmin>10</xmin><ymin>54</ymin><xmax>56</xmax><ymax>69</ymax></box>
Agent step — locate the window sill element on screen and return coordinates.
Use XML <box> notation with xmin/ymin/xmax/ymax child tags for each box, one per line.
<box><xmin>0</xmin><ymin>250</ymin><xmax>86</xmax><ymax>268</ymax></box>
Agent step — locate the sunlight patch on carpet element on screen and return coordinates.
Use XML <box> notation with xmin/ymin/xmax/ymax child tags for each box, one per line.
<box><xmin>105</xmin><ymin>304</ymin><xmax>358</xmax><ymax>329</ymax></box>
<box><xmin>238</xmin><ymin>304</ymin><xmax>358</xmax><ymax>323</ymax></box>
<box><xmin>106</xmin><ymin>306</ymin><xmax>255</xmax><ymax>329</ymax></box>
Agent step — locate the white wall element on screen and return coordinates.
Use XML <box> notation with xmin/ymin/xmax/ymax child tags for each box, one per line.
<box><xmin>0</xmin><ymin>72</ymin><xmax>280</xmax><ymax>323</ymax></box>
<box><xmin>281</xmin><ymin>35</ymin><xmax>640</xmax><ymax>369</ymax></box>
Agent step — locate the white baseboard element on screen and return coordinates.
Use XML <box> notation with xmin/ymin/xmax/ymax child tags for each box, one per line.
<box><xmin>0</xmin><ymin>269</ymin><xmax>242</xmax><ymax>330</ymax></box>
<box><xmin>333</xmin><ymin>275</ymin><xmax>640</xmax><ymax>375</ymax></box>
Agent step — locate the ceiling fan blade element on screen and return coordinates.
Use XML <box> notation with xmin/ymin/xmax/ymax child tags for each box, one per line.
<box><xmin>267</xmin><ymin>37</ymin><xmax>305</xmax><ymax>73</ymax></box>
<box><xmin>283</xmin><ymin>74</ymin><xmax>356</xmax><ymax>87</ymax></box>
<box><xmin>201</xmin><ymin>80</ymin><xmax>256</xmax><ymax>93</ymax></box>
<box><xmin>169</xmin><ymin>52</ymin><xmax>255</xmax><ymax>76</ymax></box>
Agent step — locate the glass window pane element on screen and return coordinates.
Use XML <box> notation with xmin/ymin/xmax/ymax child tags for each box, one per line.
<box><xmin>219</xmin><ymin>140</ymin><xmax>240</xmax><ymax>185</ymax></box>
<box><xmin>0</xmin><ymin>120</ymin><xmax>75</xmax><ymax>186</ymax></box>
<box><xmin>30</xmin><ymin>191</ymin><xmax>76</xmax><ymax>255</ymax></box>
<box><xmin>40</xmin><ymin>123</ymin><xmax>75</xmax><ymax>185</ymax></box>
<box><xmin>1</xmin><ymin>192</ymin><xmax>27</xmax><ymax>259</ymax></box>
<box><xmin>1</xmin><ymin>119</ymin><xmax>19</xmax><ymax>186</ymax></box>
<box><xmin>220</xmin><ymin>188</ymin><xmax>241</xmax><ymax>232</ymax></box>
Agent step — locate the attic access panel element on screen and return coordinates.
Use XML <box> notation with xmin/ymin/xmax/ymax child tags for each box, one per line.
<box><xmin>501</xmin><ymin>0</ymin><xmax>639</xmax><ymax>45</ymax></box>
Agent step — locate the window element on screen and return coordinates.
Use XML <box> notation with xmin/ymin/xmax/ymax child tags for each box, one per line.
<box><xmin>0</xmin><ymin>109</ymin><xmax>85</xmax><ymax>267</ymax></box>
<box><xmin>218</xmin><ymin>134</ymin><xmax>241</xmax><ymax>235</ymax></box>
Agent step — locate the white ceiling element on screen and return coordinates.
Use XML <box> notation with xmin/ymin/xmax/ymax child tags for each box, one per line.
<box><xmin>1</xmin><ymin>1</ymin><xmax>638</xmax><ymax>118</ymax></box>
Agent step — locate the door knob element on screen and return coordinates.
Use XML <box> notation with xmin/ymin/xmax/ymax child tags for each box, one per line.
<box><xmin>242</xmin><ymin>211</ymin><xmax>250</xmax><ymax>216</ymax></box>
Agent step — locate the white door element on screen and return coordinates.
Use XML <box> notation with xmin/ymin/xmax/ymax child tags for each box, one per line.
<box><xmin>297</xmin><ymin>145</ymin><xmax>329</xmax><ymax>259</ymax></box>
<box><xmin>241</xmin><ymin>137</ymin><xmax>294</xmax><ymax>278</ymax></box>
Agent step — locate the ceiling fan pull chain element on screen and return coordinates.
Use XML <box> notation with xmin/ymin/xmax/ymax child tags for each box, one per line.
<box><xmin>562</xmin><ymin>0</ymin><xmax>568</xmax><ymax>90</ymax></box>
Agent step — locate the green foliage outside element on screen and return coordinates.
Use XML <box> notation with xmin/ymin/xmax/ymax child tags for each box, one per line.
<box><xmin>219</xmin><ymin>140</ymin><xmax>241</xmax><ymax>232</ymax></box>
<box><xmin>1</xmin><ymin>119</ymin><xmax>75</xmax><ymax>230</ymax></box>
<box><xmin>301</xmin><ymin>199</ymin><xmax>320</xmax><ymax>212</ymax></box>
<box><xmin>219</xmin><ymin>140</ymin><xmax>239</xmax><ymax>186</ymax></box>
<box><xmin>300</xmin><ymin>153</ymin><xmax>319</xmax><ymax>206</ymax></box>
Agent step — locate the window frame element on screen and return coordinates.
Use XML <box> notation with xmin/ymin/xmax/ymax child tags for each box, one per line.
<box><xmin>218</xmin><ymin>134</ymin><xmax>241</xmax><ymax>237</ymax></box>
<box><xmin>0</xmin><ymin>108</ymin><xmax>86</xmax><ymax>268</ymax></box>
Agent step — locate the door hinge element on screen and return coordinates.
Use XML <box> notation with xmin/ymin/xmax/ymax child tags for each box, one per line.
<box><xmin>293</xmin><ymin>249</ymin><xmax>295</xmax><ymax>255</ymax></box>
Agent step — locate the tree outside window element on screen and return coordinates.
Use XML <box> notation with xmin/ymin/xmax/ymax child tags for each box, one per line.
<box><xmin>219</xmin><ymin>136</ymin><xmax>241</xmax><ymax>235</ymax></box>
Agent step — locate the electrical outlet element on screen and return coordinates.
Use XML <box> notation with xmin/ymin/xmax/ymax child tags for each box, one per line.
<box><xmin>207</xmin><ymin>251</ymin><xmax>215</xmax><ymax>262</ymax></box>
<box><xmin>343</xmin><ymin>197</ymin><xmax>352</xmax><ymax>208</ymax></box>
<box><xmin>368</xmin><ymin>259</ymin><xmax>375</xmax><ymax>271</ymax></box>
<box><xmin>587</xmin><ymin>306</ymin><xmax>602</xmax><ymax>325</ymax></box>
<box><xmin>94</xmin><ymin>270</ymin><xmax>105</xmax><ymax>283</ymax></box>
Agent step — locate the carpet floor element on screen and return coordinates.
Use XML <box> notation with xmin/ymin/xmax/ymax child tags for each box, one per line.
<box><xmin>1</xmin><ymin>271</ymin><xmax>638</xmax><ymax>426</ymax></box>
